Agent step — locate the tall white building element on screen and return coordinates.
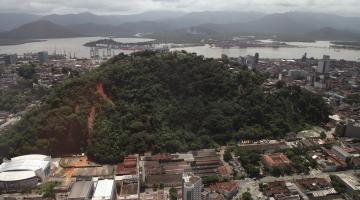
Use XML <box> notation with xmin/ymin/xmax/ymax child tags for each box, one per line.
<box><xmin>182</xmin><ymin>172</ymin><xmax>202</xmax><ymax>200</ymax></box>
<box><xmin>317</xmin><ymin>55</ymin><xmax>330</xmax><ymax>74</ymax></box>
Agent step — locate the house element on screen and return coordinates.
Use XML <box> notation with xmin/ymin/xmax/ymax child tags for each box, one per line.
<box><xmin>209</xmin><ymin>181</ymin><xmax>238</xmax><ymax>199</ymax></box>
<box><xmin>261</xmin><ymin>153</ymin><xmax>291</xmax><ymax>169</ymax></box>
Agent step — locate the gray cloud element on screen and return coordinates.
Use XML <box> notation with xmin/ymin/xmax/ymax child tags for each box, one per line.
<box><xmin>0</xmin><ymin>0</ymin><xmax>359</xmax><ymax>16</ymax></box>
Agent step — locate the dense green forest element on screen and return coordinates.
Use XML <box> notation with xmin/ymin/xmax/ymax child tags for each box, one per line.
<box><xmin>0</xmin><ymin>51</ymin><xmax>331</xmax><ymax>163</ymax></box>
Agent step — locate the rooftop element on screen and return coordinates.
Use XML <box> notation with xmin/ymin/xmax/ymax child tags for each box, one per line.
<box><xmin>209</xmin><ymin>181</ymin><xmax>238</xmax><ymax>193</ymax></box>
<box><xmin>332</xmin><ymin>146</ymin><xmax>352</xmax><ymax>158</ymax></box>
<box><xmin>295</xmin><ymin>178</ymin><xmax>332</xmax><ymax>192</ymax></box>
<box><xmin>0</xmin><ymin>159</ymin><xmax>49</xmax><ymax>173</ymax></box>
<box><xmin>0</xmin><ymin>171</ymin><xmax>36</xmax><ymax>182</ymax></box>
<box><xmin>11</xmin><ymin>154</ymin><xmax>50</xmax><ymax>161</ymax></box>
<box><xmin>92</xmin><ymin>179</ymin><xmax>115</xmax><ymax>199</ymax></box>
<box><xmin>336</xmin><ymin>174</ymin><xmax>360</xmax><ymax>191</ymax></box>
<box><xmin>183</xmin><ymin>172</ymin><xmax>201</xmax><ymax>187</ymax></box>
<box><xmin>0</xmin><ymin>154</ymin><xmax>50</xmax><ymax>181</ymax></box>
<box><xmin>262</xmin><ymin>153</ymin><xmax>291</xmax><ymax>167</ymax></box>
<box><xmin>68</xmin><ymin>181</ymin><xmax>93</xmax><ymax>199</ymax></box>
<box><xmin>117</xmin><ymin>155</ymin><xmax>138</xmax><ymax>176</ymax></box>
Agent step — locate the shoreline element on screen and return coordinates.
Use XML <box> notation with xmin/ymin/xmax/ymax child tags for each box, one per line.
<box><xmin>0</xmin><ymin>39</ymin><xmax>47</xmax><ymax>46</ymax></box>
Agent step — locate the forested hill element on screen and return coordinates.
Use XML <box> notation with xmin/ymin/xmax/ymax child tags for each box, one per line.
<box><xmin>0</xmin><ymin>51</ymin><xmax>331</xmax><ymax>163</ymax></box>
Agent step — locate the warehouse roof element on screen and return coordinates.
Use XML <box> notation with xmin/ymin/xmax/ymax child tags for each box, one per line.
<box><xmin>0</xmin><ymin>159</ymin><xmax>49</xmax><ymax>172</ymax></box>
<box><xmin>92</xmin><ymin>179</ymin><xmax>114</xmax><ymax>200</ymax></box>
<box><xmin>12</xmin><ymin>154</ymin><xmax>50</xmax><ymax>161</ymax></box>
<box><xmin>68</xmin><ymin>181</ymin><xmax>93</xmax><ymax>199</ymax></box>
<box><xmin>0</xmin><ymin>171</ymin><xmax>37</xmax><ymax>182</ymax></box>
<box><xmin>0</xmin><ymin>154</ymin><xmax>50</xmax><ymax>173</ymax></box>
<box><xmin>0</xmin><ymin>154</ymin><xmax>50</xmax><ymax>182</ymax></box>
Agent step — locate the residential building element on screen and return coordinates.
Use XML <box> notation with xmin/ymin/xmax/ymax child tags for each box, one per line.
<box><xmin>262</xmin><ymin>181</ymin><xmax>301</xmax><ymax>200</ymax></box>
<box><xmin>38</xmin><ymin>51</ymin><xmax>49</xmax><ymax>63</ymax></box>
<box><xmin>331</xmin><ymin>146</ymin><xmax>352</xmax><ymax>162</ymax></box>
<box><xmin>317</xmin><ymin>55</ymin><xmax>331</xmax><ymax>74</ymax></box>
<box><xmin>182</xmin><ymin>172</ymin><xmax>202</xmax><ymax>200</ymax></box>
<box><xmin>4</xmin><ymin>54</ymin><xmax>17</xmax><ymax>65</ymax></box>
<box><xmin>209</xmin><ymin>181</ymin><xmax>238</xmax><ymax>199</ymax></box>
<box><xmin>335</xmin><ymin>174</ymin><xmax>360</xmax><ymax>200</ymax></box>
<box><xmin>337</xmin><ymin>122</ymin><xmax>360</xmax><ymax>139</ymax></box>
<box><xmin>295</xmin><ymin>178</ymin><xmax>340</xmax><ymax>200</ymax></box>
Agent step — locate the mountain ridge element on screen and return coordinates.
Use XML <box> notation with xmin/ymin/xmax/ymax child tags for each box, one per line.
<box><xmin>2</xmin><ymin>11</ymin><xmax>360</xmax><ymax>42</ymax></box>
<box><xmin>0</xmin><ymin>20</ymin><xmax>84</xmax><ymax>39</ymax></box>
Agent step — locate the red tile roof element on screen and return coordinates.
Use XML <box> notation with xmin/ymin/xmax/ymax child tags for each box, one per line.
<box><xmin>116</xmin><ymin>155</ymin><xmax>138</xmax><ymax>175</ymax></box>
<box><xmin>209</xmin><ymin>181</ymin><xmax>238</xmax><ymax>193</ymax></box>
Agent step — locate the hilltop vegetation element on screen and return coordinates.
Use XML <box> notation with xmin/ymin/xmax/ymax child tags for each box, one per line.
<box><xmin>0</xmin><ymin>51</ymin><xmax>330</xmax><ymax>163</ymax></box>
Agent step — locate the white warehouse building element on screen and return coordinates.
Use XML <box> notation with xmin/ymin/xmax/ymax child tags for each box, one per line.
<box><xmin>0</xmin><ymin>154</ymin><xmax>51</xmax><ymax>193</ymax></box>
<box><xmin>92</xmin><ymin>179</ymin><xmax>117</xmax><ymax>200</ymax></box>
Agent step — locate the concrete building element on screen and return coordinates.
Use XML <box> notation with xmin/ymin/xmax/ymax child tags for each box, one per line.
<box><xmin>68</xmin><ymin>181</ymin><xmax>94</xmax><ymax>200</ymax></box>
<box><xmin>339</xmin><ymin>122</ymin><xmax>360</xmax><ymax>139</ymax></box>
<box><xmin>317</xmin><ymin>55</ymin><xmax>330</xmax><ymax>74</ymax></box>
<box><xmin>0</xmin><ymin>154</ymin><xmax>51</xmax><ymax>193</ymax></box>
<box><xmin>335</xmin><ymin>174</ymin><xmax>360</xmax><ymax>200</ymax></box>
<box><xmin>245</xmin><ymin>55</ymin><xmax>256</xmax><ymax>69</ymax></box>
<box><xmin>38</xmin><ymin>51</ymin><xmax>49</xmax><ymax>63</ymax></box>
<box><xmin>4</xmin><ymin>54</ymin><xmax>17</xmax><ymax>65</ymax></box>
<box><xmin>92</xmin><ymin>179</ymin><xmax>116</xmax><ymax>200</ymax></box>
<box><xmin>182</xmin><ymin>172</ymin><xmax>202</xmax><ymax>200</ymax></box>
<box><xmin>331</xmin><ymin>146</ymin><xmax>352</xmax><ymax>162</ymax></box>
<box><xmin>254</xmin><ymin>53</ymin><xmax>259</xmax><ymax>64</ymax></box>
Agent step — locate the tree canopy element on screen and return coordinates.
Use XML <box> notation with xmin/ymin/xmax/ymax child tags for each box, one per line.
<box><xmin>17</xmin><ymin>64</ymin><xmax>36</xmax><ymax>79</ymax></box>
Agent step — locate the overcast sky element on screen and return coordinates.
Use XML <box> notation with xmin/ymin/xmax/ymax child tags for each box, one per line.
<box><xmin>0</xmin><ymin>0</ymin><xmax>359</xmax><ymax>16</ymax></box>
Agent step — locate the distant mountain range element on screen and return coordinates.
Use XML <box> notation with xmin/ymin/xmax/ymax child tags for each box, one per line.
<box><xmin>0</xmin><ymin>13</ymin><xmax>41</xmax><ymax>30</ymax></box>
<box><xmin>41</xmin><ymin>11</ymin><xmax>185</xmax><ymax>27</ymax></box>
<box><xmin>0</xmin><ymin>20</ymin><xmax>84</xmax><ymax>39</ymax></box>
<box><xmin>1</xmin><ymin>11</ymin><xmax>360</xmax><ymax>42</ymax></box>
<box><xmin>193</xmin><ymin>12</ymin><xmax>360</xmax><ymax>34</ymax></box>
<box><xmin>0</xmin><ymin>11</ymin><xmax>184</xmax><ymax>30</ymax></box>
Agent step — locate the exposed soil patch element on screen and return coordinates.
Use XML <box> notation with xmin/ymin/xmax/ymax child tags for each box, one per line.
<box><xmin>96</xmin><ymin>83</ymin><xmax>115</xmax><ymax>106</ymax></box>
